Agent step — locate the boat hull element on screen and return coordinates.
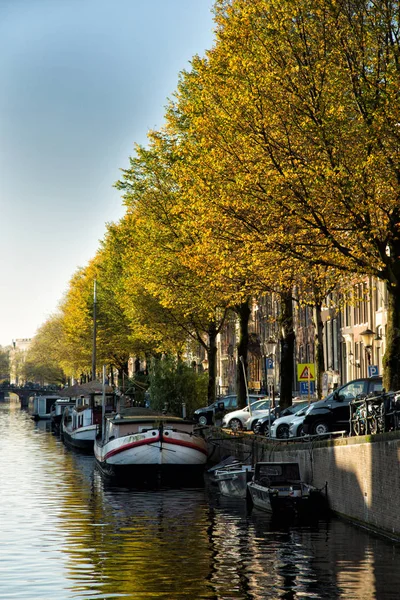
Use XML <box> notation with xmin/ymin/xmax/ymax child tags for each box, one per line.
<box><xmin>215</xmin><ymin>467</ymin><xmax>253</xmax><ymax>499</ymax></box>
<box><xmin>31</xmin><ymin>414</ymin><xmax>51</xmax><ymax>421</ymax></box>
<box><xmin>94</xmin><ymin>428</ymin><xmax>208</xmax><ymax>483</ymax></box>
<box><xmin>248</xmin><ymin>481</ymin><xmax>315</xmax><ymax>515</ymax></box>
<box><xmin>62</xmin><ymin>424</ymin><xmax>97</xmax><ymax>452</ymax></box>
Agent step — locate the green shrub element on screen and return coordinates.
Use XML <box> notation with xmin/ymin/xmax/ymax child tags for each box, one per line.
<box><xmin>123</xmin><ymin>371</ymin><xmax>149</xmax><ymax>406</ymax></box>
<box><xmin>148</xmin><ymin>356</ymin><xmax>208</xmax><ymax>417</ymax></box>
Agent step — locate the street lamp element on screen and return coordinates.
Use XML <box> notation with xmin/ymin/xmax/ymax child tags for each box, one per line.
<box><xmin>262</xmin><ymin>338</ymin><xmax>277</xmax><ymax>434</ymax></box>
<box><xmin>360</xmin><ymin>328</ymin><xmax>375</xmax><ymax>366</ymax></box>
<box><xmin>374</xmin><ymin>333</ymin><xmax>383</xmax><ymax>349</ymax></box>
<box><xmin>374</xmin><ymin>332</ymin><xmax>383</xmax><ymax>375</ymax></box>
<box><xmin>265</xmin><ymin>337</ymin><xmax>277</xmax><ymax>357</ymax></box>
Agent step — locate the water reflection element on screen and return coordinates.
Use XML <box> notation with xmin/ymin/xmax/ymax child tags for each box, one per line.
<box><xmin>1</xmin><ymin>403</ymin><xmax>399</xmax><ymax>600</ymax></box>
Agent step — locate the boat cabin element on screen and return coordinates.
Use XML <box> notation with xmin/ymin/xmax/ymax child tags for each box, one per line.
<box><xmin>253</xmin><ymin>462</ymin><xmax>302</xmax><ymax>487</ymax></box>
<box><xmin>52</xmin><ymin>398</ymin><xmax>75</xmax><ymax>416</ymax></box>
<box><xmin>63</xmin><ymin>404</ymin><xmax>103</xmax><ymax>431</ymax></box>
<box><xmin>31</xmin><ymin>395</ymin><xmax>61</xmax><ymax>420</ymax></box>
<box><xmin>102</xmin><ymin>412</ymin><xmax>195</xmax><ymax>443</ymax></box>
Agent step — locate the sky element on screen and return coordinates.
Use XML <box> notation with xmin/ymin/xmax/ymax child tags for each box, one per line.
<box><xmin>0</xmin><ymin>0</ymin><xmax>215</xmax><ymax>347</ymax></box>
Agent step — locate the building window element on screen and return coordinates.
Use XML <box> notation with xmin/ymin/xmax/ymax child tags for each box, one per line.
<box><xmin>333</xmin><ymin>319</ymin><xmax>339</xmax><ymax>371</ymax></box>
<box><xmin>354</xmin><ymin>286</ymin><xmax>359</xmax><ymax>325</ymax></box>
<box><xmin>345</xmin><ymin>302</ymin><xmax>351</xmax><ymax>327</ymax></box>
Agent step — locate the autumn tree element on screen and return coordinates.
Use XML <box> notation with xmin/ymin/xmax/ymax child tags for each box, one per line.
<box><xmin>0</xmin><ymin>346</ymin><xmax>10</xmax><ymax>382</ymax></box>
<box><xmin>209</xmin><ymin>0</ymin><xmax>400</xmax><ymax>390</ymax></box>
<box><xmin>59</xmin><ymin>254</ymin><xmax>137</xmax><ymax>384</ymax></box>
<box><xmin>158</xmin><ymin>0</ymin><xmax>400</xmax><ymax>394</ymax></box>
<box><xmin>115</xmin><ymin>140</ymin><xmax>232</xmax><ymax>404</ymax></box>
<box><xmin>23</xmin><ymin>315</ymin><xmax>66</xmax><ymax>384</ymax></box>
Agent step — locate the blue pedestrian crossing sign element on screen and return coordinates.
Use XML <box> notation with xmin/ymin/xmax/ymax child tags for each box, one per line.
<box><xmin>368</xmin><ymin>365</ymin><xmax>379</xmax><ymax>377</ymax></box>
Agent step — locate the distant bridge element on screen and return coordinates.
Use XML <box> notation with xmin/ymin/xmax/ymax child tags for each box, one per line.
<box><xmin>0</xmin><ymin>386</ymin><xmax>61</xmax><ymax>409</ymax></box>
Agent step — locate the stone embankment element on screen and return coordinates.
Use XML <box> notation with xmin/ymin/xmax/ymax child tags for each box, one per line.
<box><xmin>205</xmin><ymin>428</ymin><xmax>400</xmax><ymax>540</ymax></box>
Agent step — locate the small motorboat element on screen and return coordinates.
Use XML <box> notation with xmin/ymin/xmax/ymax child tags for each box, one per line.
<box><xmin>247</xmin><ymin>462</ymin><xmax>320</xmax><ymax>515</ymax></box>
<box><xmin>214</xmin><ymin>463</ymin><xmax>254</xmax><ymax>499</ymax></box>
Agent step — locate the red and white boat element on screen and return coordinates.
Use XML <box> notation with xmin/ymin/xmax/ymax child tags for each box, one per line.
<box><xmin>94</xmin><ymin>408</ymin><xmax>208</xmax><ymax>482</ymax></box>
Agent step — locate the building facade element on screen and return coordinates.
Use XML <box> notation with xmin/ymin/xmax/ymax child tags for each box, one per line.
<box><xmin>9</xmin><ymin>338</ymin><xmax>32</xmax><ymax>385</ymax></box>
<box><xmin>213</xmin><ymin>276</ymin><xmax>387</xmax><ymax>399</ymax></box>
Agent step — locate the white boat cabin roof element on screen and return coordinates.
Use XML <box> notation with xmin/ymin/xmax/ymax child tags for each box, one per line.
<box><xmin>107</xmin><ymin>412</ymin><xmax>194</xmax><ymax>425</ymax></box>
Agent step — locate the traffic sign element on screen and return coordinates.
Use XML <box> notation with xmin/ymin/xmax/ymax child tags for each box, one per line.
<box><xmin>297</xmin><ymin>363</ymin><xmax>315</xmax><ymax>381</ymax></box>
<box><xmin>300</xmin><ymin>381</ymin><xmax>315</xmax><ymax>395</ymax></box>
<box><xmin>266</xmin><ymin>357</ymin><xmax>274</xmax><ymax>369</ymax></box>
<box><xmin>368</xmin><ymin>365</ymin><xmax>379</xmax><ymax>377</ymax></box>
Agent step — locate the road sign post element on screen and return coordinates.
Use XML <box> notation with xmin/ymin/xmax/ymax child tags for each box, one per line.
<box><xmin>297</xmin><ymin>363</ymin><xmax>316</xmax><ymax>404</ymax></box>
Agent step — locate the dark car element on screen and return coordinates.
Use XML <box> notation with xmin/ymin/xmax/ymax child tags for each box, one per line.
<box><xmin>302</xmin><ymin>377</ymin><xmax>383</xmax><ymax>436</ymax></box>
<box><xmin>193</xmin><ymin>394</ymin><xmax>266</xmax><ymax>426</ymax></box>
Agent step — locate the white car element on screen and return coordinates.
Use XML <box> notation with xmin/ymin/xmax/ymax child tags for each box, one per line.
<box><xmin>222</xmin><ymin>398</ymin><xmax>271</xmax><ymax>431</ymax></box>
<box><xmin>269</xmin><ymin>401</ymin><xmax>310</xmax><ymax>438</ymax></box>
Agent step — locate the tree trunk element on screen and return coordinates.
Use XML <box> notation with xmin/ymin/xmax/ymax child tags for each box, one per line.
<box><xmin>207</xmin><ymin>320</ymin><xmax>218</xmax><ymax>405</ymax></box>
<box><xmin>313</xmin><ymin>303</ymin><xmax>325</xmax><ymax>400</ymax></box>
<box><xmin>235</xmin><ymin>300</ymin><xmax>251</xmax><ymax>409</ymax></box>
<box><xmin>383</xmin><ymin>282</ymin><xmax>400</xmax><ymax>391</ymax></box>
<box><xmin>279</xmin><ymin>290</ymin><xmax>295</xmax><ymax>409</ymax></box>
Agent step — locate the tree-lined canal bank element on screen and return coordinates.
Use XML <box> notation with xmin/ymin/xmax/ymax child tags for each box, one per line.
<box><xmin>1</xmin><ymin>402</ymin><xmax>400</xmax><ymax>600</ymax></box>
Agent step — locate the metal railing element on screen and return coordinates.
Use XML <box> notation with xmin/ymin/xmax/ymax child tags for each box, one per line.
<box><xmin>266</xmin><ymin>430</ymin><xmax>348</xmax><ymax>443</ymax></box>
<box><xmin>349</xmin><ymin>390</ymin><xmax>400</xmax><ymax>436</ymax></box>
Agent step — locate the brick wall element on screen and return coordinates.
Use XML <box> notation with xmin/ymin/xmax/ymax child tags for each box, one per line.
<box><xmin>207</xmin><ymin>430</ymin><xmax>400</xmax><ymax>540</ymax></box>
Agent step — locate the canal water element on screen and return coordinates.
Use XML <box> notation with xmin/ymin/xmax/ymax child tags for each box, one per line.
<box><xmin>1</xmin><ymin>402</ymin><xmax>400</xmax><ymax>600</ymax></box>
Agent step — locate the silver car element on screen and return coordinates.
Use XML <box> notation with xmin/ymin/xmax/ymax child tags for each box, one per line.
<box><xmin>269</xmin><ymin>401</ymin><xmax>310</xmax><ymax>438</ymax></box>
<box><xmin>222</xmin><ymin>398</ymin><xmax>271</xmax><ymax>431</ymax></box>
<box><xmin>288</xmin><ymin>404</ymin><xmax>315</xmax><ymax>438</ymax></box>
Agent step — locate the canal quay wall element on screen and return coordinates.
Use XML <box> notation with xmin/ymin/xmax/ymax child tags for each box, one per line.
<box><xmin>205</xmin><ymin>428</ymin><xmax>400</xmax><ymax>540</ymax></box>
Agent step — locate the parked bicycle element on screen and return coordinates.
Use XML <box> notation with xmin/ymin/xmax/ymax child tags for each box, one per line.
<box><xmin>350</xmin><ymin>390</ymin><xmax>400</xmax><ymax>436</ymax></box>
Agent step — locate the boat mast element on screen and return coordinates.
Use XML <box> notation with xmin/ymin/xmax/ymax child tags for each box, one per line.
<box><xmin>92</xmin><ymin>279</ymin><xmax>97</xmax><ymax>381</ymax></box>
<box><xmin>102</xmin><ymin>364</ymin><xmax>106</xmax><ymax>443</ymax></box>
<box><xmin>239</xmin><ymin>356</ymin><xmax>251</xmax><ymax>416</ymax></box>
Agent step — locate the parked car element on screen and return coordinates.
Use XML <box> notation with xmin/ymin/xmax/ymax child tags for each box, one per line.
<box><xmin>246</xmin><ymin>397</ymin><xmax>281</xmax><ymax>431</ymax></box>
<box><xmin>193</xmin><ymin>394</ymin><xmax>266</xmax><ymax>426</ymax></box>
<box><xmin>222</xmin><ymin>398</ymin><xmax>271</xmax><ymax>431</ymax></box>
<box><xmin>260</xmin><ymin>401</ymin><xmax>310</xmax><ymax>438</ymax></box>
<box><xmin>301</xmin><ymin>377</ymin><xmax>383</xmax><ymax>436</ymax></box>
<box><xmin>288</xmin><ymin>412</ymin><xmax>312</xmax><ymax>438</ymax></box>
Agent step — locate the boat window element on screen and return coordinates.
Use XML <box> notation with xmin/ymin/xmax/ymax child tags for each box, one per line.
<box><xmin>264</xmin><ymin>466</ymin><xmax>282</xmax><ymax>476</ymax></box>
<box><xmin>257</xmin><ymin>463</ymin><xmax>301</xmax><ymax>483</ymax></box>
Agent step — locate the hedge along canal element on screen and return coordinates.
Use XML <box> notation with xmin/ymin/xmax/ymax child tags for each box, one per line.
<box><xmin>204</xmin><ymin>428</ymin><xmax>400</xmax><ymax>541</ymax></box>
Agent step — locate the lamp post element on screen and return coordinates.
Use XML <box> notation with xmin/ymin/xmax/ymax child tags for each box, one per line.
<box><xmin>360</xmin><ymin>328</ymin><xmax>375</xmax><ymax>367</ymax></box>
<box><xmin>264</xmin><ymin>337</ymin><xmax>277</xmax><ymax>434</ymax></box>
<box><xmin>374</xmin><ymin>332</ymin><xmax>383</xmax><ymax>374</ymax></box>
<box><xmin>265</xmin><ymin>338</ymin><xmax>277</xmax><ymax>395</ymax></box>
<box><xmin>239</xmin><ymin>356</ymin><xmax>251</xmax><ymax>416</ymax></box>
